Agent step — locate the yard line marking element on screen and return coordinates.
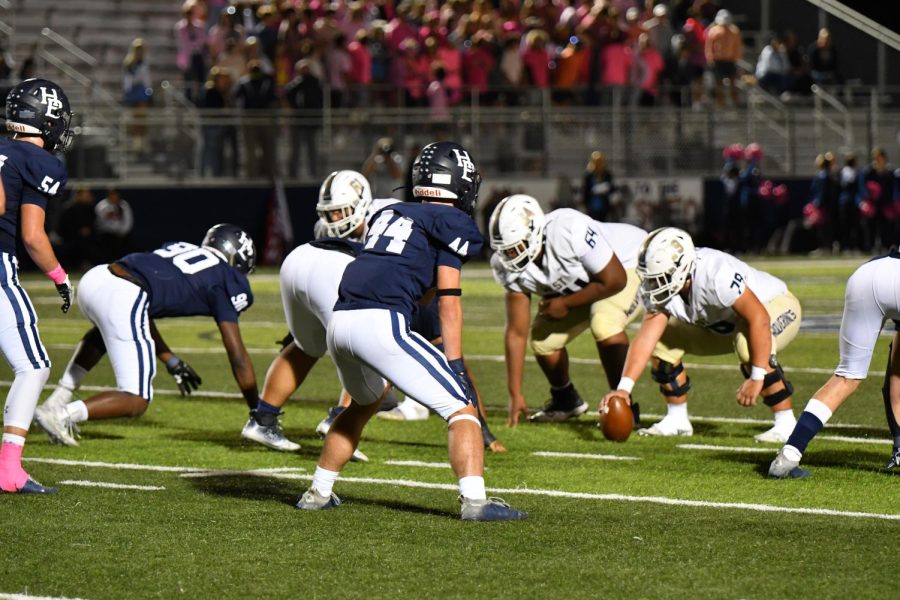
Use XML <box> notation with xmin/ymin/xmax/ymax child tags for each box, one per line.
<box><xmin>532</xmin><ymin>451</ymin><xmax>641</xmax><ymax>461</ymax></box>
<box><xmin>677</xmin><ymin>444</ymin><xmax>777</xmax><ymax>454</ymax></box>
<box><xmin>818</xmin><ymin>435</ymin><xmax>891</xmax><ymax>445</ymax></box>
<box><xmin>384</xmin><ymin>460</ymin><xmax>452</xmax><ymax>469</ymax></box>
<box><xmin>0</xmin><ymin>594</ymin><xmax>88</xmax><ymax>600</ymax></box>
<box><xmin>25</xmin><ymin>457</ymin><xmax>208</xmax><ymax>473</ymax></box>
<box><xmin>58</xmin><ymin>480</ymin><xmax>166</xmax><ymax>491</ymax></box>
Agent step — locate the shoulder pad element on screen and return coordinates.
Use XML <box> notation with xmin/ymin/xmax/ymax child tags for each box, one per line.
<box><xmin>22</xmin><ymin>146</ymin><xmax>68</xmax><ymax>197</ymax></box>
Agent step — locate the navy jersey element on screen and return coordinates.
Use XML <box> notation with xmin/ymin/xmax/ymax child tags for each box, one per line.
<box><xmin>335</xmin><ymin>202</ymin><xmax>483</xmax><ymax>319</ymax></box>
<box><xmin>118</xmin><ymin>242</ymin><xmax>253</xmax><ymax>322</ymax></box>
<box><xmin>0</xmin><ymin>137</ymin><xmax>68</xmax><ymax>255</ymax></box>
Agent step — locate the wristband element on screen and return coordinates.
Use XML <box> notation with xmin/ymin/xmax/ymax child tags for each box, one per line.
<box><xmin>749</xmin><ymin>365</ymin><xmax>767</xmax><ymax>381</ymax></box>
<box><xmin>617</xmin><ymin>376</ymin><xmax>635</xmax><ymax>394</ymax></box>
<box><xmin>448</xmin><ymin>358</ymin><xmax>465</xmax><ymax>373</ymax></box>
<box><xmin>165</xmin><ymin>355</ymin><xmax>182</xmax><ymax>369</ymax></box>
<box><xmin>46</xmin><ymin>264</ymin><xmax>68</xmax><ymax>285</ymax></box>
<box><xmin>436</xmin><ymin>288</ymin><xmax>462</xmax><ymax>297</ymax></box>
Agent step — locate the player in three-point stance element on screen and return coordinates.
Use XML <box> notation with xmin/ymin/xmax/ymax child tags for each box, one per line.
<box><xmin>296</xmin><ymin>142</ymin><xmax>525</xmax><ymax>520</ymax></box>
<box><xmin>34</xmin><ymin>225</ymin><xmax>260</xmax><ymax>445</ymax></box>
<box><xmin>601</xmin><ymin>227</ymin><xmax>802</xmax><ymax>443</ymax></box>
<box><xmin>488</xmin><ymin>194</ymin><xmax>648</xmax><ymax>425</ymax></box>
<box><xmin>769</xmin><ymin>252</ymin><xmax>900</xmax><ymax>478</ymax></box>
<box><xmin>0</xmin><ymin>78</ymin><xmax>76</xmax><ymax>494</ymax></box>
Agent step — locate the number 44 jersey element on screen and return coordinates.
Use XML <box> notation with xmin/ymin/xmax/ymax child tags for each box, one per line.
<box><xmin>117</xmin><ymin>242</ymin><xmax>253</xmax><ymax>322</ymax></box>
<box><xmin>335</xmin><ymin>202</ymin><xmax>483</xmax><ymax>320</ymax></box>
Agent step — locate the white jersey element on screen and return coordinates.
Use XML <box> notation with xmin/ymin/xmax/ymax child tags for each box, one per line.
<box><xmin>655</xmin><ymin>247</ymin><xmax>788</xmax><ymax>332</ymax></box>
<box><xmin>491</xmin><ymin>208</ymin><xmax>646</xmax><ymax>297</ymax></box>
<box><xmin>314</xmin><ymin>197</ymin><xmax>400</xmax><ymax>241</ymax></box>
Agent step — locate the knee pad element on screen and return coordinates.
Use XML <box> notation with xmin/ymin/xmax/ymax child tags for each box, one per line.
<box><xmin>651</xmin><ymin>360</ymin><xmax>692</xmax><ymax>397</ymax></box>
<box><xmin>747</xmin><ymin>356</ymin><xmax>794</xmax><ymax>407</ymax></box>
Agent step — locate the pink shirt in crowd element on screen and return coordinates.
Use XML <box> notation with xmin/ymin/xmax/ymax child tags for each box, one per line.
<box><xmin>348</xmin><ymin>40</ymin><xmax>372</xmax><ymax>84</ymax></box>
<box><xmin>600</xmin><ymin>41</ymin><xmax>632</xmax><ymax>86</ymax></box>
<box><xmin>521</xmin><ymin>47</ymin><xmax>550</xmax><ymax>88</ymax></box>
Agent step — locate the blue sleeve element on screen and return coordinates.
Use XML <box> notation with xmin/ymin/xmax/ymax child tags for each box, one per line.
<box><xmin>23</xmin><ymin>151</ymin><xmax>67</xmax><ymax>199</ymax></box>
<box><xmin>426</xmin><ymin>210</ymin><xmax>484</xmax><ymax>263</ymax></box>
<box><xmin>20</xmin><ymin>186</ymin><xmax>49</xmax><ymax>209</ymax></box>
<box><xmin>210</xmin><ymin>270</ymin><xmax>254</xmax><ymax>322</ymax></box>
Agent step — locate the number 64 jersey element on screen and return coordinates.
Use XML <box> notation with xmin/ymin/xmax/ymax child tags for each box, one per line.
<box><xmin>117</xmin><ymin>242</ymin><xmax>253</xmax><ymax>322</ymax></box>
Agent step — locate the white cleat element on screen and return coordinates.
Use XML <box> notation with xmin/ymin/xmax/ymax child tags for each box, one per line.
<box><xmin>376</xmin><ymin>398</ymin><xmax>430</xmax><ymax>421</ymax></box>
<box><xmin>43</xmin><ymin>386</ymin><xmax>74</xmax><ymax>411</ymax></box>
<box><xmin>241</xmin><ymin>418</ymin><xmax>300</xmax><ymax>452</ymax></box>
<box><xmin>768</xmin><ymin>449</ymin><xmax>810</xmax><ymax>479</ymax></box>
<box><xmin>753</xmin><ymin>426</ymin><xmax>793</xmax><ymax>444</ymax></box>
<box><xmin>34</xmin><ymin>404</ymin><xmax>80</xmax><ymax>447</ymax></box>
<box><xmin>637</xmin><ymin>417</ymin><xmax>693</xmax><ymax>437</ymax></box>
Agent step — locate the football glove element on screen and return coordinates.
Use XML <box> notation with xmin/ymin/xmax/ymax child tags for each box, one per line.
<box><xmin>448</xmin><ymin>358</ymin><xmax>475</xmax><ymax>404</ymax></box>
<box><xmin>55</xmin><ymin>275</ymin><xmax>75</xmax><ymax>313</ymax></box>
<box><xmin>165</xmin><ymin>356</ymin><xmax>202</xmax><ymax>396</ymax></box>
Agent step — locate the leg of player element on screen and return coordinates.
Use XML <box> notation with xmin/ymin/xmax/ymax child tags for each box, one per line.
<box><xmin>883</xmin><ymin>337</ymin><xmax>900</xmax><ymax>470</ymax></box>
<box><xmin>596</xmin><ymin>332</ymin><xmax>639</xmax><ymax>426</ymax></box>
<box><xmin>42</xmin><ymin>327</ymin><xmax>106</xmax><ymax>410</ymax></box>
<box><xmin>747</xmin><ymin>359</ymin><xmax>797</xmax><ymax>443</ymax></box>
<box><xmin>530</xmin><ymin>348</ymin><xmax>588</xmax><ymax>422</ymax></box>
<box><xmin>316</xmin><ymin>388</ymin><xmax>374</xmax><ymax>462</ymax></box>
<box><xmin>638</xmin><ymin>358</ymin><xmax>693</xmax><ymax>436</ymax></box>
<box><xmin>241</xmin><ymin>343</ymin><xmax>316</xmax><ymax>452</ymax></box>
<box><xmin>1</xmin><ymin>367</ymin><xmax>54</xmax><ymax>494</ymax></box>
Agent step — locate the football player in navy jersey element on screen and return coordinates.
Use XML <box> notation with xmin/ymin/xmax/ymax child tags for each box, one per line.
<box><xmin>34</xmin><ymin>224</ymin><xmax>260</xmax><ymax>446</ymax></box>
<box><xmin>0</xmin><ymin>78</ymin><xmax>76</xmax><ymax>494</ymax></box>
<box><xmin>296</xmin><ymin>142</ymin><xmax>526</xmax><ymax>521</ymax></box>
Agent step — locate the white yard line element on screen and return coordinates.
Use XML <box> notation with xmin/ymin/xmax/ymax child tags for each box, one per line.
<box><xmin>0</xmin><ymin>594</ymin><xmax>88</xmax><ymax>600</ymax></box>
<box><xmin>24</xmin><ymin>457</ymin><xmax>207</xmax><ymax>473</ymax></box>
<box><xmin>58</xmin><ymin>480</ymin><xmax>165</xmax><ymax>491</ymax></box>
<box><xmin>383</xmin><ymin>460</ymin><xmax>452</xmax><ymax>469</ymax></box>
<box><xmin>818</xmin><ymin>435</ymin><xmax>892</xmax><ymax>445</ymax></box>
<box><xmin>23</xmin><ymin>456</ymin><xmax>900</xmax><ymax>521</ymax></box>
<box><xmin>677</xmin><ymin>444</ymin><xmax>777</xmax><ymax>454</ymax></box>
<box><xmin>532</xmin><ymin>451</ymin><xmax>641</xmax><ymax>461</ymax></box>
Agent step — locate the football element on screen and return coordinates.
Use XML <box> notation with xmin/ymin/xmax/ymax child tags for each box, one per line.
<box><xmin>599</xmin><ymin>396</ymin><xmax>634</xmax><ymax>442</ymax></box>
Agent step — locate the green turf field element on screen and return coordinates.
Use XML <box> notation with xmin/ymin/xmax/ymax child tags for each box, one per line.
<box><xmin>2</xmin><ymin>257</ymin><xmax>898</xmax><ymax>599</ymax></box>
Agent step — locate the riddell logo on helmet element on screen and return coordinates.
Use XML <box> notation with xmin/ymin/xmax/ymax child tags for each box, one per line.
<box><xmin>413</xmin><ymin>186</ymin><xmax>457</xmax><ymax>199</ymax></box>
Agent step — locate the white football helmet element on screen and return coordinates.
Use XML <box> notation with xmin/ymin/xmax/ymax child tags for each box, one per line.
<box><xmin>316</xmin><ymin>170</ymin><xmax>373</xmax><ymax>238</ymax></box>
<box><xmin>488</xmin><ymin>194</ymin><xmax>546</xmax><ymax>272</ymax></box>
<box><xmin>636</xmin><ymin>227</ymin><xmax>696</xmax><ymax>309</ymax></box>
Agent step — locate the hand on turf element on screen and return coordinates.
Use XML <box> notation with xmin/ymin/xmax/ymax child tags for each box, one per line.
<box><xmin>166</xmin><ymin>358</ymin><xmax>202</xmax><ymax>396</ymax></box>
<box><xmin>736</xmin><ymin>379</ymin><xmax>763</xmax><ymax>407</ymax></box>
<box><xmin>488</xmin><ymin>439</ymin><xmax>508</xmax><ymax>453</ymax></box>
<box><xmin>537</xmin><ymin>297</ymin><xmax>569</xmax><ymax>321</ymax></box>
<box><xmin>600</xmin><ymin>390</ymin><xmax>631</xmax><ymax>413</ymax></box>
<box><xmin>55</xmin><ymin>276</ymin><xmax>75</xmax><ymax>313</ymax></box>
<box><xmin>507</xmin><ymin>393</ymin><xmax>529</xmax><ymax>427</ymax></box>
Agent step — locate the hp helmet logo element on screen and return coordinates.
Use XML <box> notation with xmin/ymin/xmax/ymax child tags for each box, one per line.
<box><xmin>452</xmin><ymin>149</ymin><xmax>475</xmax><ymax>183</ymax></box>
<box><xmin>39</xmin><ymin>87</ymin><xmax>64</xmax><ymax>119</ymax></box>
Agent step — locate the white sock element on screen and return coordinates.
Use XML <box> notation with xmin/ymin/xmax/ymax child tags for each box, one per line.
<box><xmin>666</xmin><ymin>403</ymin><xmax>689</xmax><ymax>421</ymax></box>
<box><xmin>65</xmin><ymin>400</ymin><xmax>89</xmax><ymax>423</ymax></box>
<box><xmin>2</xmin><ymin>433</ymin><xmax>26</xmax><ymax>447</ymax></box>
<box><xmin>805</xmin><ymin>398</ymin><xmax>833</xmax><ymax>424</ymax></box>
<box><xmin>311</xmin><ymin>466</ymin><xmax>340</xmax><ymax>496</ymax></box>
<box><xmin>59</xmin><ymin>363</ymin><xmax>88</xmax><ymax>391</ymax></box>
<box><xmin>782</xmin><ymin>444</ymin><xmax>803</xmax><ymax>462</ymax></box>
<box><xmin>458</xmin><ymin>475</ymin><xmax>486</xmax><ymax>500</ymax></box>
<box><xmin>773</xmin><ymin>409</ymin><xmax>796</xmax><ymax>428</ymax></box>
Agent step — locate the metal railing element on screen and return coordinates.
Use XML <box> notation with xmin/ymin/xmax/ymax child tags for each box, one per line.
<box><xmin>811</xmin><ymin>84</ymin><xmax>854</xmax><ymax>152</ymax></box>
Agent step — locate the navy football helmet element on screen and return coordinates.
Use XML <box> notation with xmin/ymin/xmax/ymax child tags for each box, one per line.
<box><xmin>411</xmin><ymin>141</ymin><xmax>481</xmax><ymax>216</ymax></box>
<box><xmin>5</xmin><ymin>78</ymin><xmax>75</xmax><ymax>153</ymax></box>
<box><xmin>202</xmin><ymin>224</ymin><xmax>257</xmax><ymax>274</ymax></box>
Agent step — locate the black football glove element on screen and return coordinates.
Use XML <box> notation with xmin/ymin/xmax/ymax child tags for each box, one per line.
<box><xmin>55</xmin><ymin>275</ymin><xmax>75</xmax><ymax>313</ymax></box>
<box><xmin>165</xmin><ymin>356</ymin><xmax>202</xmax><ymax>396</ymax></box>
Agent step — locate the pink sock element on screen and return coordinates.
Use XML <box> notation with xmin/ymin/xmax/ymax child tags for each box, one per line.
<box><xmin>0</xmin><ymin>442</ymin><xmax>29</xmax><ymax>492</ymax></box>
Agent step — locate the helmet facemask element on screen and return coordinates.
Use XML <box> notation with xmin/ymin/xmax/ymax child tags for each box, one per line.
<box><xmin>316</xmin><ymin>171</ymin><xmax>373</xmax><ymax>238</ymax></box>
<box><xmin>489</xmin><ymin>195</ymin><xmax>545</xmax><ymax>272</ymax></box>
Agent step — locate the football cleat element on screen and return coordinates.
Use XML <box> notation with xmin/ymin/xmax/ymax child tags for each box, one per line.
<box><xmin>884</xmin><ymin>449</ymin><xmax>900</xmax><ymax>472</ymax></box>
<box><xmin>768</xmin><ymin>450</ymin><xmax>811</xmax><ymax>479</ymax></box>
<box><xmin>33</xmin><ymin>404</ymin><xmax>80</xmax><ymax>446</ymax></box>
<box><xmin>637</xmin><ymin>417</ymin><xmax>693</xmax><ymax>437</ymax></box>
<box><xmin>241</xmin><ymin>415</ymin><xmax>300</xmax><ymax>452</ymax></box>
<box><xmin>529</xmin><ymin>384</ymin><xmax>588</xmax><ymax>423</ymax></box>
<box><xmin>753</xmin><ymin>425</ymin><xmax>793</xmax><ymax>444</ymax></box>
<box><xmin>376</xmin><ymin>398</ymin><xmax>430</xmax><ymax>421</ymax></box>
<box><xmin>459</xmin><ymin>496</ymin><xmax>528</xmax><ymax>521</ymax></box>
<box><xmin>295</xmin><ymin>487</ymin><xmax>342</xmax><ymax>510</ymax></box>
<box><xmin>43</xmin><ymin>386</ymin><xmax>74</xmax><ymax>411</ymax></box>
<box><xmin>18</xmin><ymin>478</ymin><xmax>59</xmax><ymax>494</ymax></box>
<box><xmin>315</xmin><ymin>406</ymin><xmax>369</xmax><ymax>462</ymax></box>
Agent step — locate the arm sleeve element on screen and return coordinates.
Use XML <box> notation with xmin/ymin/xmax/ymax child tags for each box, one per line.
<box><xmin>712</xmin><ymin>255</ymin><xmax>749</xmax><ymax>308</ymax></box>
<box><xmin>572</xmin><ymin>219</ymin><xmax>615</xmax><ymax>274</ymax></box>
<box><xmin>427</xmin><ymin>211</ymin><xmax>484</xmax><ymax>263</ymax></box>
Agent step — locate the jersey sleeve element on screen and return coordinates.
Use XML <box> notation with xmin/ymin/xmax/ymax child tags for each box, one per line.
<box><xmin>563</xmin><ymin>211</ymin><xmax>614</xmax><ymax>274</ymax></box>
<box><xmin>427</xmin><ymin>210</ymin><xmax>484</xmax><ymax>266</ymax></box>
<box><xmin>22</xmin><ymin>150</ymin><xmax>67</xmax><ymax>203</ymax></box>
<box><xmin>209</xmin><ymin>270</ymin><xmax>254</xmax><ymax>322</ymax></box>
<box><xmin>710</xmin><ymin>253</ymin><xmax>749</xmax><ymax>308</ymax></box>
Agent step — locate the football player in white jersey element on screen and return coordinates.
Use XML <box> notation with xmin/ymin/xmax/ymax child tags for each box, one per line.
<box><xmin>769</xmin><ymin>252</ymin><xmax>900</xmax><ymax>478</ymax></box>
<box><xmin>601</xmin><ymin>227</ymin><xmax>803</xmax><ymax>442</ymax></box>
<box><xmin>489</xmin><ymin>195</ymin><xmax>648</xmax><ymax>425</ymax></box>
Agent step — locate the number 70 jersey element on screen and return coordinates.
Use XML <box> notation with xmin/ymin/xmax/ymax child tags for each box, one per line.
<box><xmin>116</xmin><ymin>242</ymin><xmax>254</xmax><ymax>322</ymax></box>
<box><xmin>335</xmin><ymin>202</ymin><xmax>483</xmax><ymax>320</ymax></box>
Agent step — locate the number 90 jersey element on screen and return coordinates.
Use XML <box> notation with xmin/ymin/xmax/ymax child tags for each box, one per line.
<box><xmin>117</xmin><ymin>242</ymin><xmax>254</xmax><ymax>322</ymax></box>
<box><xmin>334</xmin><ymin>203</ymin><xmax>483</xmax><ymax>320</ymax></box>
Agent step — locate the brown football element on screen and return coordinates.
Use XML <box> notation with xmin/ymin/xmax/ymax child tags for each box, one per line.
<box><xmin>599</xmin><ymin>396</ymin><xmax>633</xmax><ymax>442</ymax></box>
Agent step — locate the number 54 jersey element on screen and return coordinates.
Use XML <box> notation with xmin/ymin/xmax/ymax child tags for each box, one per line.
<box><xmin>335</xmin><ymin>202</ymin><xmax>483</xmax><ymax>320</ymax></box>
<box><xmin>117</xmin><ymin>242</ymin><xmax>253</xmax><ymax>322</ymax></box>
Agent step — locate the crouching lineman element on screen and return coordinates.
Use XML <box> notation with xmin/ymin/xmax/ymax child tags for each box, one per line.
<box><xmin>1</xmin><ymin>78</ymin><xmax>76</xmax><ymax>493</ymax></box>
<box><xmin>34</xmin><ymin>225</ymin><xmax>260</xmax><ymax>444</ymax></box>
<box><xmin>770</xmin><ymin>252</ymin><xmax>900</xmax><ymax>478</ymax></box>
<box><xmin>296</xmin><ymin>142</ymin><xmax>525</xmax><ymax>520</ymax></box>
<box><xmin>489</xmin><ymin>194</ymin><xmax>648</xmax><ymax>425</ymax></box>
<box><xmin>250</xmin><ymin>171</ymin><xmax>502</xmax><ymax>456</ymax></box>
<box><xmin>601</xmin><ymin>227</ymin><xmax>802</xmax><ymax>442</ymax></box>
